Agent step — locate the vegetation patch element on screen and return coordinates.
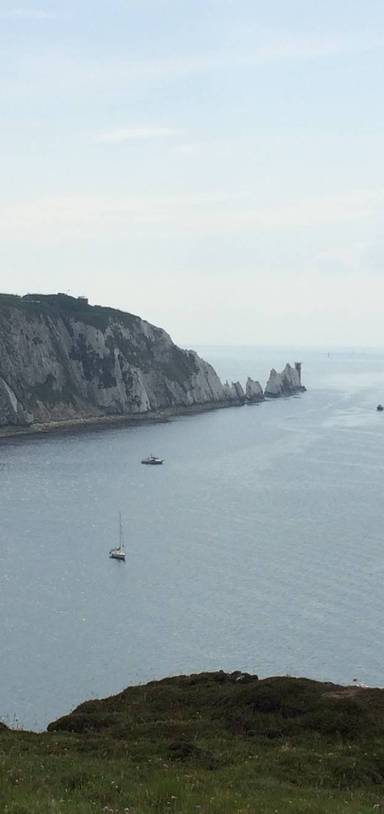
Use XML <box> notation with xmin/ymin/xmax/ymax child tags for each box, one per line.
<box><xmin>2</xmin><ymin>671</ymin><xmax>384</xmax><ymax>812</ymax></box>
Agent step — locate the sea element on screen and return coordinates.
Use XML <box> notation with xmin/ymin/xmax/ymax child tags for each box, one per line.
<box><xmin>1</xmin><ymin>345</ymin><xmax>384</xmax><ymax>731</ymax></box>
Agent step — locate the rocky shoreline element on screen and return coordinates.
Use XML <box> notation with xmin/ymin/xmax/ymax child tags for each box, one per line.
<box><xmin>0</xmin><ymin>382</ymin><xmax>302</xmax><ymax>442</ymax></box>
<box><xmin>0</xmin><ymin>399</ymin><xmax>238</xmax><ymax>441</ymax></box>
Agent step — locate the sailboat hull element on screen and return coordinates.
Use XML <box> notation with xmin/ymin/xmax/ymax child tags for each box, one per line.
<box><xmin>109</xmin><ymin>550</ymin><xmax>126</xmax><ymax>561</ymax></box>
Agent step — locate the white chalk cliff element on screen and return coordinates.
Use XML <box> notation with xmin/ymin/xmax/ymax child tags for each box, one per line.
<box><xmin>0</xmin><ymin>294</ymin><xmax>241</xmax><ymax>427</ymax></box>
<box><xmin>0</xmin><ymin>293</ymin><xmax>306</xmax><ymax>430</ymax></box>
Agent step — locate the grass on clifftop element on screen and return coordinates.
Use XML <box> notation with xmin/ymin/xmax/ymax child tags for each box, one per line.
<box><xmin>0</xmin><ymin>292</ymin><xmax>143</xmax><ymax>333</ymax></box>
<box><xmin>2</xmin><ymin>671</ymin><xmax>384</xmax><ymax>814</ymax></box>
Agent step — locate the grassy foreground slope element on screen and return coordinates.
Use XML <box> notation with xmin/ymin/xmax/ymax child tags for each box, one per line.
<box><xmin>2</xmin><ymin>671</ymin><xmax>384</xmax><ymax>813</ymax></box>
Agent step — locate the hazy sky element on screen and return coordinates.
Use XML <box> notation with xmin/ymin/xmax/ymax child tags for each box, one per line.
<box><xmin>1</xmin><ymin>0</ymin><xmax>384</xmax><ymax>345</ymax></box>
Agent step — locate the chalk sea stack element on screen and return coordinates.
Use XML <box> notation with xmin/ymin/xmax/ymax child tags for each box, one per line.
<box><xmin>245</xmin><ymin>377</ymin><xmax>264</xmax><ymax>403</ymax></box>
<box><xmin>265</xmin><ymin>362</ymin><xmax>306</xmax><ymax>398</ymax></box>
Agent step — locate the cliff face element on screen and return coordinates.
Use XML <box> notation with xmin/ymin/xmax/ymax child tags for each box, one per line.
<box><xmin>0</xmin><ymin>294</ymin><xmax>236</xmax><ymax>427</ymax></box>
<box><xmin>0</xmin><ymin>294</ymin><xmax>307</xmax><ymax>430</ymax></box>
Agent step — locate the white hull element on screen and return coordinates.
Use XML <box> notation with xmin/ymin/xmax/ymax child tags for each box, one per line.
<box><xmin>109</xmin><ymin>550</ymin><xmax>125</xmax><ymax>561</ymax></box>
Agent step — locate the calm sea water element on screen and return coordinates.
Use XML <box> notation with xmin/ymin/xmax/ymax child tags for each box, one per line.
<box><xmin>1</xmin><ymin>346</ymin><xmax>384</xmax><ymax>731</ymax></box>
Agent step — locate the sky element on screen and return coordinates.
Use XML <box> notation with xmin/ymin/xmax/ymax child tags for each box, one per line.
<box><xmin>1</xmin><ymin>0</ymin><xmax>384</xmax><ymax>345</ymax></box>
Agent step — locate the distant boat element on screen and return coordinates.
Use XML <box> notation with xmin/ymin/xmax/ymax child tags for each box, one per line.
<box><xmin>109</xmin><ymin>513</ymin><xmax>126</xmax><ymax>561</ymax></box>
<box><xmin>377</xmin><ymin>404</ymin><xmax>384</xmax><ymax>412</ymax></box>
<box><xmin>141</xmin><ymin>455</ymin><xmax>164</xmax><ymax>465</ymax></box>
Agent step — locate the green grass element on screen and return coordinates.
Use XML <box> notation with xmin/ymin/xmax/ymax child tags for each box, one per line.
<box><xmin>2</xmin><ymin>672</ymin><xmax>384</xmax><ymax>813</ymax></box>
<box><xmin>0</xmin><ymin>292</ymin><xmax>146</xmax><ymax>334</ymax></box>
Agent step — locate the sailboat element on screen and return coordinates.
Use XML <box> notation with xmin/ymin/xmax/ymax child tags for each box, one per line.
<box><xmin>109</xmin><ymin>513</ymin><xmax>126</xmax><ymax>561</ymax></box>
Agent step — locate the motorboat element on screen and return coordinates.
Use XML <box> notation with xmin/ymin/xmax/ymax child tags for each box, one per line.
<box><xmin>141</xmin><ymin>455</ymin><xmax>164</xmax><ymax>465</ymax></box>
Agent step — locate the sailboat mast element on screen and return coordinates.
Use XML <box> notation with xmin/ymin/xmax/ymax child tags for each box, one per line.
<box><xmin>119</xmin><ymin>512</ymin><xmax>123</xmax><ymax>548</ymax></box>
